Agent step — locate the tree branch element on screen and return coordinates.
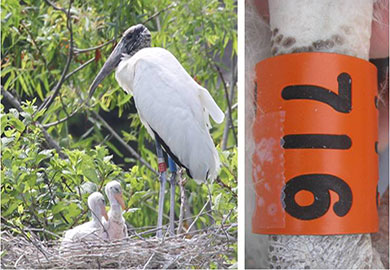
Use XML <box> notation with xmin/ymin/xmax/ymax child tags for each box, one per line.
<box><xmin>64</xmin><ymin>57</ymin><xmax>94</xmax><ymax>80</ymax></box>
<box><xmin>36</xmin><ymin>0</ymin><xmax>74</xmax><ymax>115</ymax></box>
<box><xmin>90</xmin><ymin>110</ymin><xmax>157</xmax><ymax>175</ymax></box>
<box><xmin>214</xmin><ymin>63</ymin><xmax>237</xmax><ymax>148</ymax></box>
<box><xmin>222</xmin><ymin>59</ymin><xmax>237</xmax><ymax>150</ymax></box>
<box><xmin>142</xmin><ymin>3</ymin><xmax>177</xmax><ymax>24</ymax></box>
<box><xmin>74</xmin><ymin>38</ymin><xmax>116</xmax><ymax>54</ymax></box>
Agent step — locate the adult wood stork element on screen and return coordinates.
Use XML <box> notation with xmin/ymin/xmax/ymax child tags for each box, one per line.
<box><xmin>104</xmin><ymin>180</ymin><xmax>127</xmax><ymax>240</ymax></box>
<box><xmin>61</xmin><ymin>192</ymin><xmax>108</xmax><ymax>249</ymax></box>
<box><xmin>88</xmin><ymin>24</ymin><xmax>224</xmax><ymax>237</ymax></box>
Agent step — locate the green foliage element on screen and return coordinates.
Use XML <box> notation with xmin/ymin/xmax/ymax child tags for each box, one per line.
<box><xmin>1</xmin><ymin>0</ymin><xmax>237</xmax><ymax>265</ymax></box>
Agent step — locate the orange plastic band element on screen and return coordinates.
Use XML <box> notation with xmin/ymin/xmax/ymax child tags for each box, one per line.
<box><xmin>252</xmin><ymin>52</ymin><xmax>379</xmax><ymax>235</ymax></box>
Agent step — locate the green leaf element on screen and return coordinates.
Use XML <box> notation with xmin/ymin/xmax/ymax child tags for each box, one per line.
<box><xmin>9</xmin><ymin>117</ymin><xmax>25</xmax><ymax>132</ymax></box>
<box><xmin>81</xmin><ymin>167</ymin><xmax>99</xmax><ymax>182</ymax></box>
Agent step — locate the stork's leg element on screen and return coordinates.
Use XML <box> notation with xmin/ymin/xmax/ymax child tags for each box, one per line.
<box><xmin>167</xmin><ymin>156</ymin><xmax>177</xmax><ymax>236</ymax></box>
<box><xmin>155</xmin><ymin>139</ymin><xmax>167</xmax><ymax>238</ymax></box>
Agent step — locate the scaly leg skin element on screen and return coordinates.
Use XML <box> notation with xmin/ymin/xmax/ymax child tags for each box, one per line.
<box><xmin>168</xmin><ymin>170</ymin><xmax>176</xmax><ymax>236</ymax></box>
<box><xmin>267</xmin><ymin>1</ymin><xmax>383</xmax><ymax>268</ymax></box>
<box><xmin>155</xmin><ymin>140</ymin><xmax>167</xmax><ymax>238</ymax></box>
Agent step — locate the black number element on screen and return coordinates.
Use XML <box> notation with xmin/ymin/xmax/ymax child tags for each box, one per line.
<box><xmin>283</xmin><ymin>174</ymin><xmax>352</xmax><ymax>220</ymax></box>
<box><xmin>282</xmin><ymin>73</ymin><xmax>352</xmax><ymax>113</ymax></box>
<box><xmin>282</xmin><ymin>134</ymin><xmax>352</xmax><ymax>149</ymax></box>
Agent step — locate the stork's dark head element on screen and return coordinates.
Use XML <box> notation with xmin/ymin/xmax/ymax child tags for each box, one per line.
<box><xmin>88</xmin><ymin>24</ymin><xmax>151</xmax><ymax>98</ymax></box>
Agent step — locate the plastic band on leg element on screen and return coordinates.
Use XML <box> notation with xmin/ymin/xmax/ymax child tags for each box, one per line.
<box><xmin>252</xmin><ymin>52</ymin><xmax>379</xmax><ymax>235</ymax></box>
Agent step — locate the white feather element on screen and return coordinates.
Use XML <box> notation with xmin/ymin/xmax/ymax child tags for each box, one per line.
<box><xmin>115</xmin><ymin>47</ymin><xmax>223</xmax><ymax>182</ymax></box>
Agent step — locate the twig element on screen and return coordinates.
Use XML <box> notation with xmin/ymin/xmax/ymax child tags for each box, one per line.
<box><xmin>64</xmin><ymin>57</ymin><xmax>95</xmax><ymax>80</ymax></box>
<box><xmin>74</xmin><ymin>38</ymin><xmax>116</xmax><ymax>54</ymax></box>
<box><xmin>42</xmin><ymin>106</ymin><xmax>82</xmax><ymax>128</ymax></box>
<box><xmin>90</xmin><ymin>110</ymin><xmax>157</xmax><ymax>174</ymax></box>
<box><xmin>19</xmin><ymin>21</ymin><xmax>51</xmax><ymax>75</ymax></box>
<box><xmin>38</xmin><ymin>123</ymin><xmax>66</xmax><ymax>158</ymax></box>
<box><xmin>215</xmin><ymin>177</ymin><xmax>237</xmax><ymax>198</ymax></box>
<box><xmin>213</xmin><ymin>63</ymin><xmax>237</xmax><ymax>147</ymax></box>
<box><xmin>37</xmin><ymin>0</ymin><xmax>74</xmax><ymax>115</ymax></box>
<box><xmin>43</xmin><ymin>0</ymin><xmax>66</xmax><ymax>12</ymax></box>
<box><xmin>142</xmin><ymin>3</ymin><xmax>177</xmax><ymax>24</ymax></box>
<box><xmin>14</xmin><ymin>252</ymin><xmax>25</xmax><ymax>268</ymax></box>
<box><xmin>186</xmin><ymin>198</ymin><xmax>210</xmax><ymax>233</ymax></box>
<box><xmin>143</xmin><ymin>252</ymin><xmax>155</xmax><ymax>270</ymax></box>
<box><xmin>177</xmin><ymin>170</ymin><xmax>187</xmax><ymax>234</ymax></box>
<box><xmin>24</xmin><ymin>227</ymin><xmax>62</xmax><ymax>239</ymax></box>
<box><xmin>222</xmin><ymin>59</ymin><xmax>237</xmax><ymax>150</ymax></box>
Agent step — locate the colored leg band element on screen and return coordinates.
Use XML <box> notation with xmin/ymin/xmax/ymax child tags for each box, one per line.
<box><xmin>252</xmin><ymin>52</ymin><xmax>379</xmax><ymax>235</ymax></box>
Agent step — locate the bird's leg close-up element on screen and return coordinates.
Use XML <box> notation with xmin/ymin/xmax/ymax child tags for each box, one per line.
<box><xmin>265</xmin><ymin>0</ymin><xmax>383</xmax><ymax>268</ymax></box>
<box><xmin>155</xmin><ymin>139</ymin><xmax>167</xmax><ymax>238</ymax></box>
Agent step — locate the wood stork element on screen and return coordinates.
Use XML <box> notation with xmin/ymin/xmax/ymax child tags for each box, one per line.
<box><xmin>88</xmin><ymin>24</ymin><xmax>224</xmax><ymax>237</ymax></box>
<box><xmin>61</xmin><ymin>192</ymin><xmax>108</xmax><ymax>249</ymax></box>
<box><xmin>104</xmin><ymin>180</ymin><xmax>128</xmax><ymax>240</ymax></box>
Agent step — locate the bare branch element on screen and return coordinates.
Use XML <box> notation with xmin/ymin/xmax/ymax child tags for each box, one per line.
<box><xmin>213</xmin><ymin>63</ymin><xmax>237</xmax><ymax>148</ymax></box>
<box><xmin>74</xmin><ymin>38</ymin><xmax>116</xmax><ymax>54</ymax></box>
<box><xmin>43</xmin><ymin>0</ymin><xmax>66</xmax><ymax>12</ymax></box>
<box><xmin>41</xmin><ymin>58</ymin><xmax>94</xmax><ymax>128</ymax></box>
<box><xmin>222</xmin><ymin>59</ymin><xmax>237</xmax><ymax>150</ymax></box>
<box><xmin>2</xmin><ymin>87</ymin><xmax>22</xmax><ymax>111</ymax></box>
<box><xmin>64</xmin><ymin>57</ymin><xmax>94</xmax><ymax>80</ymax></box>
<box><xmin>186</xmin><ymin>198</ymin><xmax>210</xmax><ymax>233</ymax></box>
<box><xmin>37</xmin><ymin>0</ymin><xmax>74</xmax><ymax>115</ymax></box>
<box><xmin>42</xmin><ymin>106</ymin><xmax>82</xmax><ymax>128</ymax></box>
<box><xmin>90</xmin><ymin>110</ymin><xmax>157</xmax><ymax>175</ymax></box>
<box><xmin>142</xmin><ymin>3</ymin><xmax>177</xmax><ymax>24</ymax></box>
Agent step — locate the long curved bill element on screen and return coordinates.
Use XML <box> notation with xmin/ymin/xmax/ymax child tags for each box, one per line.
<box><xmin>101</xmin><ymin>206</ymin><xmax>109</xmax><ymax>221</ymax></box>
<box><xmin>88</xmin><ymin>40</ymin><xmax>125</xmax><ymax>99</ymax></box>
<box><xmin>114</xmin><ymin>193</ymin><xmax>126</xmax><ymax>211</ymax></box>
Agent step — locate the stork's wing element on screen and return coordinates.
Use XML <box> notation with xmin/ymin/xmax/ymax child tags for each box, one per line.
<box><xmin>116</xmin><ymin>47</ymin><xmax>222</xmax><ymax>182</ymax></box>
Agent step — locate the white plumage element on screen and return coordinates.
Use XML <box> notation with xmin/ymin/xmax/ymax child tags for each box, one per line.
<box><xmin>103</xmin><ymin>181</ymin><xmax>128</xmax><ymax>240</ymax></box>
<box><xmin>88</xmin><ymin>24</ymin><xmax>224</xmax><ymax>236</ymax></box>
<box><xmin>61</xmin><ymin>192</ymin><xmax>108</xmax><ymax>249</ymax></box>
<box><xmin>115</xmin><ymin>47</ymin><xmax>224</xmax><ymax>182</ymax></box>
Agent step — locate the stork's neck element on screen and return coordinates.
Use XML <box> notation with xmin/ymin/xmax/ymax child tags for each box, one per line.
<box><xmin>108</xmin><ymin>202</ymin><xmax>123</xmax><ymax>219</ymax></box>
<box><xmin>128</xmin><ymin>44</ymin><xmax>151</xmax><ymax>58</ymax></box>
<box><xmin>90</xmin><ymin>209</ymin><xmax>103</xmax><ymax>226</ymax></box>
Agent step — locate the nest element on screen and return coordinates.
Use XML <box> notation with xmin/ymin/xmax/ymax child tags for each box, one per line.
<box><xmin>1</xmin><ymin>224</ymin><xmax>237</xmax><ymax>269</ymax></box>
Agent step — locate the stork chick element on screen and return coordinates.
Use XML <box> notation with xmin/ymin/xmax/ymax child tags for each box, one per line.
<box><xmin>61</xmin><ymin>192</ymin><xmax>108</xmax><ymax>249</ymax></box>
<box><xmin>104</xmin><ymin>180</ymin><xmax>127</xmax><ymax>240</ymax></box>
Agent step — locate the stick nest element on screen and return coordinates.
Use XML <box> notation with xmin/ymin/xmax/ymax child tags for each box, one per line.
<box><xmin>1</xmin><ymin>224</ymin><xmax>237</xmax><ymax>269</ymax></box>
